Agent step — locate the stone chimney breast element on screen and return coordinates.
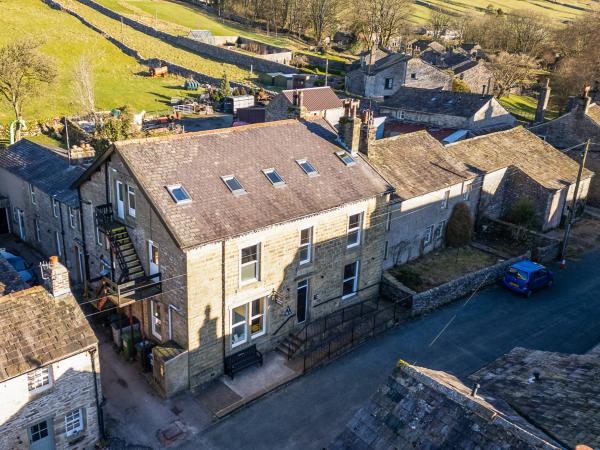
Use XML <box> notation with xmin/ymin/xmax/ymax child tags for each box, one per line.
<box><xmin>40</xmin><ymin>256</ymin><xmax>71</xmax><ymax>298</ymax></box>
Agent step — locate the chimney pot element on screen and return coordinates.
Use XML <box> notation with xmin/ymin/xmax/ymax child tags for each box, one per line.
<box><xmin>49</xmin><ymin>255</ymin><xmax>59</xmax><ymax>266</ymax></box>
<box><xmin>41</xmin><ymin>258</ymin><xmax>71</xmax><ymax>298</ymax></box>
<box><xmin>470</xmin><ymin>383</ymin><xmax>480</xmax><ymax>397</ymax></box>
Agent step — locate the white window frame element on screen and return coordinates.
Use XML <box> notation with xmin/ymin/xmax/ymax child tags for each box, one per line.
<box><xmin>441</xmin><ymin>190</ymin><xmax>450</xmax><ymax>209</ymax></box>
<box><xmin>336</xmin><ymin>150</ymin><xmax>356</xmax><ymax>166</ymax></box>
<box><xmin>424</xmin><ymin>225</ymin><xmax>434</xmax><ymax>245</ymax></box>
<box><xmin>249</xmin><ymin>297</ymin><xmax>266</xmax><ymax>339</ymax></box>
<box><xmin>299</xmin><ymin>227</ymin><xmax>313</xmax><ymax>265</ymax></box>
<box><xmin>166</xmin><ymin>184</ymin><xmax>192</xmax><ymax>204</ymax></box>
<box><xmin>230</xmin><ymin>298</ymin><xmax>266</xmax><ymax>348</ymax></box>
<box><xmin>127</xmin><ymin>185</ymin><xmax>136</xmax><ymax>217</ymax></box>
<box><xmin>68</xmin><ymin>206</ymin><xmax>76</xmax><ymax>229</ymax></box>
<box><xmin>262</xmin><ymin>168</ymin><xmax>285</xmax><ymax>187</ymax></box>
<box><xmin>221</xmin><ymin>175</ymin><xmax>247</xmax><ymax>196</ymax></box>
<box><xmin>347</xmin><ymin>212</ymin><xmax>363</xmax><ymax>248</ymax></box>
<box><xmin>29</xmin><ymin>184</ymin><xmax>36</xmax><ymax>205</ymax></box>
<box><xmin>52</xmin><ymin>198</ymin><xmax>59</xmax><ymax>218</ymax></box>
<box><xmin>384</xmin><ymin>77</ymin><xmax>394</xmax><ymax>89</ymax></box>
<box><xmin>64</xmin><ymin>408</ymin><xmax>85</xmax><ymax>437</ymax></box>
<box><xmin>231</xmin><ymin>303</ymin><xmax>248</xmax><ymax>348</ymax></box>
<box><xmin>385</xmin><ymin>211</ymin><xmax>392</xmax><ymax>231</ymax></box>
<box><xmin>34</xmin><ymin>219</ymin><xmax>41</xmax><ymax>242</ymax></box>
<box><xmin>28</xmin><ymin>366</ymin><xmax>53</xmax><ymax>393</ymax></box>
<box><xmin>150</xmin><ymin>300</ymin><xmax>162</xmax><ymax>340</ymax></box>
<box><xmin>463</xmin><ymin>183</ymin><xmax>472</xmax><ymax>201</ymax></box>
<box><xmin>296</xmin><ymin>159</ymin><xmax>319</xmax><ymax>177</ymax></box>
<box><xmin>342</xmin><ymin>261</ymin><xmax>360</xmax><ymax>300</ymax></box>
<box><xmin>398</xmin><ymin>110</ymin><xmax>405</xmax><ymax>120</ymax></box>
<box><xmin>240</xmin><ymin>243</ymin><xmax>260</xmax><ymax>284</ymax></box>
<box><xmin>55</xmin><ymin>231</ymin><xmax>62</xmax><ymax>256</ymax></box>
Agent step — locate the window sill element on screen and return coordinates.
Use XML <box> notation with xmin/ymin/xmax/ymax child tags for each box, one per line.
<box><xmin>346</xmin><ymin>243</ymin><xmax>361</xmax><ymax>250</ymax></box>
<box><xmin>251</xmin><ymin>331</ymin><xmax>266</xmax><ymax>340</ymax></box>
<box><xmin>341</xmin><ymin>293</ymin><xmax>357</xmax><ymax>300</ymax></box>
<box><xmin>231</xmin><ymin>339</ymin><xmax>247</xmax><ymax>349</ymax></box>
<box><xmin>239</xmin><ymin>278</ymin><xmax>259</xmax><ymax>287</ymax></box>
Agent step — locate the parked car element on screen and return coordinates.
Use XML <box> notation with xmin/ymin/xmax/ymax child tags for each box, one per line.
<box><xmin>502</xmin><ymin>260</ymin><xmax>554</xmax><ymax>297</ymax></box>
<box><xmin>0</xmin><ymin>250</ymin><xmax>36</xmax><ymax>283</ymax></box>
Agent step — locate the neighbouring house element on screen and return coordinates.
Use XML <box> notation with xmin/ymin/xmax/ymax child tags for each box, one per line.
<box><xmin>330</xmin><ymin>359</ymin><xmax>566</xmax><ymax>448</ymax></box>
<box><xmin>338</xmin><ymin>106</ymin><xmax>479</xmax><ymax>268</ymax></box>
<box><xmin>0</xmin><ymin>256</ymin><xmax>102</xmax><ymax>450</ymax></box>
<box><xmin>530</xmin><ymin>93</ymin><xmax>600</xmax><ymax>206</ymax></box>
<box><xmin>73</xmin><ymin>118</ymin><xmax>392</xmax><ymax>396</ymax></box>
<box><xmin>258</xmin><ymin>72</ymin><xmax>317</xmax><ymax>90</ymax></box>
<box><xmin>453</xmin><ymin>60</ymin><xmax>495</xmax><ymax>95</ymax></box>
<box><xmin>0</xmin><ymin>140</ymin><xmax>91</xmax><ymax>284</ymax></box>
<box><xmin>265</xmin><ymin>87</ymin><xmax>345</xmax><ymax>126</ymax></box>
<box><xmin>345</xmin><ymin>48</ymin><xmax>453</xmax><ymax>98</ymax></box>
<box><xmin>378</xmin><ymin>87</ymin><xmax>516</xmax><ymax>133</ymax></box>
<box><xmin>460</xmin><ymin>43</ymin><xmax>484</xmax><ymax>58</ymax></box>
<box><xmin>446</xmin><ymin>126</ymin><xmax>594</xmax><ymax>231</ymax></box>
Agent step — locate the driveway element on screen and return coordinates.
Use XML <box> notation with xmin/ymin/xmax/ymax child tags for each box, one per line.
<box><xmin>179</xmin><ymin>250</ymin><xmax>600</xmax><ymax>450</ymax></box>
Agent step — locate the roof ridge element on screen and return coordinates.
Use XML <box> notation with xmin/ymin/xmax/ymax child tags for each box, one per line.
<box><xmin>282</xmin><ymin>86</ymin><xmax>333</xmax><ymax>93</ymax></box>
<box><xmin>446</xmin><ymin>125</ymin><xmax>525</xmax><ymax>146</ymax></box>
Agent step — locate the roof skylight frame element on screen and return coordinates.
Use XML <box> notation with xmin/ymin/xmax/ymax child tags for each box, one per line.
<box><xmin>335</xmin><ymin>150</ymin><xmax>356</xmax><ymax>166</ymax></box>
<box><xmin>221</xmin><ymin>175</ymin><xmax>247</xmax><ymax>196</ymax></box>
<box><xmin>262</xmin><ymin>168</ymin><xmax>286</xmax><ymax>187</ymax></box>
<box><xmin>166</xmin><ymin>184</ymin><xmax>192</xmax><ymax>204</ymax></box>
<box><xmin>296</xmin><ymin>159</ymin><xmax>319</xmax><ymax>177</ymax></box>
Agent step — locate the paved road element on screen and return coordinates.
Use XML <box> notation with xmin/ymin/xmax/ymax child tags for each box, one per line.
<box><xmin>181</xmin><ymin>251</ymin><xmax>600</xmax><ymax>450</ymax></box>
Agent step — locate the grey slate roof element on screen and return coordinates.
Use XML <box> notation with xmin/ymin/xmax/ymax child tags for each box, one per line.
<box><xmin>281</xmin><ymin>87</ymin><xmax>343</xmax><ymax>112</ymax></box>
<box><xmin>331</xmin><ymin>361</ymin><xmax>560</xmax><ymax>449</ymax></box>
<box><xmin>0</xmin><ymin>140</ymin><xmax>84</xmax><ymax>206</ymax></box>
<box><xmin>111</xmin><ymin>119</ymin><xmax>392</xmax><ymax>249</ymax></box>
<box><xmin>471</xmin><ymin>347</ymin><xmax>600</xmax><ymax>448</ymax></box>
<box><xmin>0</xmin><ymin>285</ymin><xmax>97</xmax><ymax>382</ymax></box>
<box><xmin>0</xmin><ymin>256</ymin><xmax>29</xmax><ymax>296</ymax></box>
<box><xmin>382</xmin><ymin>86</ymin><xmax>493</xmax><ymax>118</ymax></box>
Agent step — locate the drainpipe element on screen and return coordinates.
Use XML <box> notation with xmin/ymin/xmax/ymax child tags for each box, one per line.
<box><xmin>104</xmin><ymin>161</ymin><xmax>115</xmax><ymax>283</ymax></box>
<box><xmin>88</xmin><ymin>347</ymin><xmax>105</xmax><ymax>440</ymax></box>
<box><xmin>58</xmin><ymin>202</ymin><xmax>69</xmax><ymax>267</ymax></box>
<box><xmin>221</xmin><ymin>240</ymin><xmax>226</xmax><ymax>370</ymax></box>
<box><xmin>78</xmin><ymin>187</ymin><xmax>91</xmax><ymax>281</ymax></box>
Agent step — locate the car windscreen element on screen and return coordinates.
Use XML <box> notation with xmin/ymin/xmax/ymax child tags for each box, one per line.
<box><xmin>507</xmin><ymin>267</ymin><xmax>528</xmax><ymax>280</ymax></box>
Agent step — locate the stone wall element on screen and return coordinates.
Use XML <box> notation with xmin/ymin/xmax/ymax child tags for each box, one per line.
<box><xmin>411</xmin><ymin>252</ymin><xmax>530</xmax><ymax>315</ymax></box>
<box><xmin>457</xmin><ymin>62</ymin><xmax>494</xmax><ymax>95</ymax></box>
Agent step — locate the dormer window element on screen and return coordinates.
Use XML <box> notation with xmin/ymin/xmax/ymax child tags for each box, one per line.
<box><xmin>262</xmin><ymin>168</ymin><xmax>285</xmax><ymax>187</ymax></box>
<box><xmin>336</xmin><ymin>150</ymin><xmax>356</xmax><ymax>166</ymax></box>
<box><xmin>296</xmin><ymin>159</ymin><xmax>319</xmax><ymax>177</ymax></box>
<box><xmin>221</xmin><ymin>175</ymin><xmax>246</xmax><ymax>195</ymax></box>
<box><xmin>167</xmin><ymin>184</ymin><xmax>192</xmax><ymax>204</ymax></box>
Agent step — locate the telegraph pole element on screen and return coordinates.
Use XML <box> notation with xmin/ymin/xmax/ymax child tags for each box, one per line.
<box><xmin>560</xmin><ymin>138</ymin><xmax>591</xmax><ymax>264</ymax></box>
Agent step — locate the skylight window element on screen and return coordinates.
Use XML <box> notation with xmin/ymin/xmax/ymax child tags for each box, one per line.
<box><xmin>336</xmin><ymin>150</ymin><xmax>356</xmax><ymax>166</ymax></box>
<box><xmin>296</xmin><ymin>159</ymin><xmax>319</xmax><ymax>177</ymax></box>
<box><xmin>221</xmin><ymin>175</ymin><xmax>246</xmax><ymax>195</ymax></box>
<box><xmin>263</xmin><ymin>168</ymin><xmax>285</xmax><ymax>187</ymax></box>
<box><xmin>167</xmin><ymin>185</ymin><xmax>192</xmax><ymax>204</ymax></box>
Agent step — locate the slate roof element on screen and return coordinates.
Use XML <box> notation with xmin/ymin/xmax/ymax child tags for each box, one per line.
<box><xmin>281</xmin><ymin>87</ymin><xmax>343</xmax><ymax>112</ymax></box>
<box><xmin>331</xmin><ymin>361</ymin><xmax>560</xmax><ymax>449</ymax></box>
<box><xmin>471</xmin><ymin>347</ymin><xmax>600</xmax><ymax>448</ymax></box>
<box><xmin>0</xmin><ymin>140</ymin><xmax>84</xmax><ymax>206</ymax></box>
<box><xmin>453</xmin><ymin>59</ymin><xmax>480</xmax><ymax>75</ymax></box>
<box><xmin>446</xmin><ymin>126</ymin><xmax>594</xmax><ymax>190</ymax></box>
<box><xmin>0</xmin><ymin>256</ymin><xmax>29</xmax><ymax>296</ymax></box>
<box><xmin>91</xmin><ymin>119</ymin><xmax>392</xmax><ymax>249</ymax></box>
<box><xmin>367</xmin><ymin>130</ymin><xmax>473</xmax><ymax>200</ymax></box>
<box><xmin>0</xmin><ymin>285</ymin><xmax>97</xmax><ymax>382</ymax></box>
<box><xmin>586</xmin><ymin>102</ymin><xmax>600</xmax><ymax>125</ymax></box>
<box><xmin>381</xmin><ymin>87</ymin><xmax>494</xmax><ymax>118</ymax></box>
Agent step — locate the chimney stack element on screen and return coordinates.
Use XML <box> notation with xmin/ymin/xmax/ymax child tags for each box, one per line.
<box><xmin>359</xmin><ymin>109</ymin><xmax>376</xmax><ymax>156</ymax></box>
<box><xmin>289</xmin><ymin>90</ymin><xmax>308</xmax><ymax>119</ymax></box>
<box><xmin>40</xmin><ymin>256</ymin><xmax>71</xmax><ymax>298</ymax></box>
<box><xmin>339</xmin><ymin>99</ymin><xmax>361</xmax><ymax>155</ymax></box>
<box><xmin>470</xmin><ymin>383</ymin><xmax>480</xmax><ymax>397</ymax></box>
<box><xmin>534</xmin><ymin>78</ymin><xmax>551</xmax><ymax>124</ymax></box>
<box><xmin>567</xmin><ymin>85</ymin><xmax>592</xmax><ymax>115</ymax></box>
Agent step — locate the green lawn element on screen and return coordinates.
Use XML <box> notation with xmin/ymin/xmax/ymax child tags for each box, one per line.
<box><xmin>499</xmin><ymin>94</ymin><xmax>558</xmax><ymax>122</ymax></box>
<box><xmin>0</xmin><ymin>0</ymin><xmax>195</xmax><ymax>123</ymax></box>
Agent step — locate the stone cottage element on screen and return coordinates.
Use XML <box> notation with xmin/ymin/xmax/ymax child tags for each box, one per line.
<box><xmin>345</xmin><ymin>48</ymin><xmax>452</xmax><ymax>98</ymax></box>
<box><xmin>0</xmin><ymin>140</ymin><xmax>90</xmax><ymax>284</ymax></box>
<box><xmin>378</xmin><ymin>87</ymin><xmax>516</xmax><ymax>132</ymax></box>
<box><xmin>265</xmin><ymin>87</ymin><xmax>344</xmax><ymax>126</ymax></box>
<box><xmin>0</xmin><ymin>256</ymin><xmax>101</xmax><ymax>450</ymax></box>
<box><xmin>446</xmin><ymin>127</ymin><xmax>594</xmax><ymax>231</ymax></box>
<box><xmin>73</xmin><ymin>119</ymin><xmax>392</xmax><ymax>396</ymax></box>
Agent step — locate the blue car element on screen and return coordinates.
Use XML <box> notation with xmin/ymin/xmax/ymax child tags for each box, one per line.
<box><xmin>502</xmin><ymin>260</ymin><xmax>554</xmax><ymax>297</ymax></box>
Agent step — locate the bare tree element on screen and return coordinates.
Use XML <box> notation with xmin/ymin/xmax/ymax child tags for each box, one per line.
<box><xmin>0</xmin><ymin>37</ymin><xmax>56</xmax><ymax>141</ymax></box>
<box><xmin>429</xmin><ymin>10</ymin><xmax>451</xmax><ymax>41</ymax></box>
<box><xmin>308</xmin><ymin>0</ymin><xmax>340</xmax><ymax>46</ymax></box>
<box><xmin>353</xmin><ymin>0</ymin><xmax>412</xmax><ymax>49</ymax></box>
<box><xmin>73</xmin><ymin>55</ymin><xmax>96</xmax><ymax>119</ymax></box>
<box><xmin>489</xmin><ymin>51</ymin><xmax>538</xmax><ymax>98</ymax></box>
<box><xmin>505</xmin><ymin>10</ymin><xmax>550</xmax><ymax>57</ymax></box>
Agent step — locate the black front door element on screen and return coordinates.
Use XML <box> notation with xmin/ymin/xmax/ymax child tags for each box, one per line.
<box><xmin>0</xmin><ymin>208</ymin><xmax>8</xmax><ymax>233</ymax></box>
<box><xmin>297</xmin><ymin>280</ymin><xmax>309</xmax><ymax>323</ymax></box>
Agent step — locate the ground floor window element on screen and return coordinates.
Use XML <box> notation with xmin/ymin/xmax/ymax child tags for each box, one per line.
<box><xmin>65</xmin><ymin>408</ymin><xmax>85</xmax><ymax>437</ymax></box>
<box><xmin>231</xmin><ymin>297</ymin><xmax>266</xmax><ymax>347</ymax></box>
<box><xmin>342</xmin><ymin>261</ymin><xmax>360</xmax><ymax>299</ymax></box>
<box><xmin>424</xmin><ymin>225</ymin><xmax>434</xmax><ymax>245</ymax></box>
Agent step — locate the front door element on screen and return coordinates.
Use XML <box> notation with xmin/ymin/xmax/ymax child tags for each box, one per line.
<box><xmin>297</xmin><ymin>279</ymin><xmax>309</xmax><ymax>324</ymax></box>
<box><xmin>17</xmin><ymin>209</ymin><xmax>25</xmax><ymax>240</ymax></box>
<box><xmin>0</xmin><ymin>207</ymin><xmax>9</xmax><ymax>233</ymax></box>
<box><xmin>116</xmin><ymin>180</ymin><xmax>125</xmax><ymax>220</ymax></box>
<box><xmin>148</xmin><ymin>240</ymin><xmax>159</xmax><ymax>281</ymax></box>
<box><xmin>151</xmin><ymin>300</ymin><xmax>162</xmax><ymax>340</ymax></box>
<box><xmin>28</xmin><ymin>419</ymin><xmax>55</xmax><ymax>450</ymax></box>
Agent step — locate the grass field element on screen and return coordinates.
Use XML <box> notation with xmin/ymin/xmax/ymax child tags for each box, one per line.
<box><xmin>0</xmin><ymin>0</ymin><xmax>198</xmax><ymax>123</ymax></box>
<box><xmin>499</xmin><ymin>94</ymin><xmax>559</xmax><ymax>122</ymax></box>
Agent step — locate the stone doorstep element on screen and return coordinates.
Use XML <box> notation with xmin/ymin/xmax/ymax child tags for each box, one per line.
<box><xmin>157</xmin><ymin>420</ymin><xmax>186</xmax><ymax>447</ymax></box>
<box><xmin>213</xmin><ymin>370</ymin><xmax>301</xmax><ymax>418</ymax></box>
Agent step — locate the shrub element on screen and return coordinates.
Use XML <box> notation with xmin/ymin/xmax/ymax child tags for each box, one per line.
<box><xmin>508</xmin><ymin>198</ymin><xmax>537</xmax><ymax>227</ymax></box>
<box><xmin>445</xmin><ymin>202</ymin><xmax>473</xmax><ymax>247</ymax></box>
<box><xmin>452</xmin><ymin>78</ymin><xmax>471</xmax><ymax>93</ymax></box>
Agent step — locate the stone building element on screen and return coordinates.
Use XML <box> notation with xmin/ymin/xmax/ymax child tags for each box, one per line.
<box><xmin>453</xmin><ymin>60</ymin><xmax>495</xmax><ymax>95</ymax></box>
<box><xmin>378</xmin><ymin>87</ymin><xmax>515</xmax><ymax>132</ymax></box>
<box><xmin>0</xmin><ymin>256</ymin><xmax>101</xmax><ymax>450</ymax></box>
<box><xmin>265</xmin><ymin>87</ymin><xmax>344</xmax><ymax>126</ymax></box>
<box><xmin>0</xmin><ymin>140</ymin><xmax>89</xmax><ymax>284</ymax></box>
<box><xmin>446</xmin><ymin>127</ymin><xmax>594</xmax><ymax>231</ymax></box>
<box><xmin>73</xmin><ymin>119</ymin><xmax>392</xmax><ymax>395</ymax></box>
<box><xmin>345</xmin><ymin>48</ymin><xmax>452</xmax><ymax>98</ymax></box>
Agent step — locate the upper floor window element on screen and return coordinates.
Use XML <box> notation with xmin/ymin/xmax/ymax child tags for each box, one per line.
<box><xmin>222</xmin><ymin>175</ymin><xmax>246</xmax><ymax>196</ymax></box>
<box><xmin>410</xmin><ymin>73</ymin><xmax>417</xmax><ymax>79</ymax></box>
<box><xmin>68</xmin><ymin>206</ymin><xmax>76</xmax><ymax>229</ymax></box>
<box><xmin>166</xmin><ymin>184</ymin><xmax>192</xmax><ymax>204</ymax></box>
<box><xmin>127</xmin><ymin>185</ymin><xmax>136</xmax><ymax>217</ymax></box>
<box><xmin>28</xmin><ymin>366</ymin><xmax>52</xmax><ymax>393</ymax></box>
<box><xmin>29</xmin><ymin>184</ymin><xmax>36</xmax><ymax>205</ymax></box>
<box><xmin>65</xmin><ymin>408</ymin><xmax>85</xmax><ymax>437</ymax></box>
<box><xmin>52</xmin><ymin>198</ymin><xmax>59</xmax><ymax>218</ymax></box>
<box><xmin>342</xmin><ymin>261</ymin><xmax>360</xmax><ymax>299</ymax></box>
<box><xmin>336</xmin><ymin>150</ymin><xmax>356</xmax><ymax>166</ymax></box>
<box><xmin>296</xmin><ymin>159</ymin><xmax>319</xmax><ymax>177</ymax></box>
<box><xmin>347</xmin><ymin>213</ymin><xmax>363</xmax><ymax>248</ymax></box>
<box><xmin>384</xmin><ymin>78</ymin><xmax>394</xmax><ymax>89</ymax></box>
<box><xmin>299</xmin><ymin>227</ymin><xmax>313</xmax><ymax>265</ymax></box>
<box><xmin>263</xmin><ymin>168</ymin><xmax>285</xmax><ymax>187</ymax></box>
<box><xmin>240</xmin><ymin>244</ymin><xmax>260</xmax><ymax>283</ymax></box>
<box><xmin>441</xmin><ymin>190</ymin><xmax>450</xmax><ymax>209</ymax></box>
<box><xmin>463</xmin><ymin>183</ymin><xmax>472</xmax><ymax>201</ymax></box>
